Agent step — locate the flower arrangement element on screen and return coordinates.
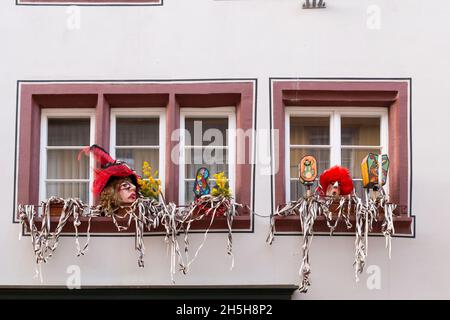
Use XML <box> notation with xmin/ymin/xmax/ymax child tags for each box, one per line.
<box><xmin>211</xmin><ymin>172</ymin><xmax>232</xmax><ymax>198</ymax></box>
<box><xmin>138</xmin><ymin>161</ymin><xmax>161</xmax><ymax>200</ymax></box>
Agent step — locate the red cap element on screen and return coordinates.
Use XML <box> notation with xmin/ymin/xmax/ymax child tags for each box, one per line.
<box><xmin>317</xmin><ymin>166</ymin><xmax>354</xmax><ymax>196</ymax></box>
<box><xmin>78</xmin><ymin>145</ymin><xmax>140</xmax><ymax>195</ymax></box>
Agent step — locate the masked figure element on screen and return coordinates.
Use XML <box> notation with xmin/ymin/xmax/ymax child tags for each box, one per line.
<box><xmin>79</xmin><ymin>144</ymin><xmax>140</xmax><ymax>213</ymax></box>
<box><xmin>317</xmin><ymin>166</ymin><xmax>354</xmax><ymax>198</ymax></box>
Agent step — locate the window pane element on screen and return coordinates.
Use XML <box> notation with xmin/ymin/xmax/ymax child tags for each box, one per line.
<box><xmin>47</xmin><ymin>150</ymin><xmax>89</xmax><ymax>179</ymax></box>
<box><xmin>341</xmin><ymin>148</ymin><xmax>381</xmax><ymax>179</ymax></box>
<box><xmin>341</xmin><ymin>117</ymin><xmax>380</xmax><ymax>146</ymax></box>
<box><xmin>185</xmin><ymin>148</ymin><xmax>228</xmax><ymax>179</ymax></box>
<box><xmin>289</xmin><ymin>148</ymin><xmax>329</xmax><ymax>178</ymax></box>
<box><xmin>185</xmin><ymin>118</ymin><xmax>228</xmax><ymax>146</ymax></box>
<box><xmin>353</xmin><ymin>180</ymin><xmax>364</xmax><ymax>198</ymax></box>
<box><xmin>46</xmin><ymin>182</ymin><xmax>89</xmax><ymax>202</ymax></box>
<box><xmin>290</xmin><ymin>117</ymin><xmax>329</xmax><ymax>145</ymax></box>
<box><xmin>48</xmin><ymin>118</ymin><xmax>90</xmax><ymax>146</ymax></box>
<box><xmin>290</xmin><ymin>180</ymin><xmax>318</xmax><ymax>201</ymax></box>
<box><xmin>116</xmin><ymin>148</ymin><xmax>159</xmax><ymax>177</ymax></box>
<box><xmin>116</xmin><ymin>118</ymin><xmax>159</xmax><ymax>146</ymax></box>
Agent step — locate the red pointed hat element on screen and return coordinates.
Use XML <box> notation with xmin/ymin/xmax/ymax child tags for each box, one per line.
<box><xmin>318</xmin><ymin>165</ymin><xmax>354</xmax><ymax>196</ymax></box>
<box><xmin>78</xmin><ymin>144</ymin><xmax>140</xmax><ymax>195</ymax></box>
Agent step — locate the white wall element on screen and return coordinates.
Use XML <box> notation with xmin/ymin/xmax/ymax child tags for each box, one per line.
<box><xmin>1</xmin><ymin>0</ymin><xmax>450</xmax><ymax>299</ymax></box>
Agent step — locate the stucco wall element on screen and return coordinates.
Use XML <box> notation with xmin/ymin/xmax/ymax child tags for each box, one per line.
<box><xmin>1</xmin><ymin>0</ymin><xmax>449</xmax><ymax>299</ymax></box>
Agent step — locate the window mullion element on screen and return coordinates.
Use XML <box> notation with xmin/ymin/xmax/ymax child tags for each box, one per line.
<box><xmin>89</xmin><ymin>114</ymin><xmax>95</xmax><ymax>206</ymax></box>
<box><xmin>285</xmin><ymin>112</ymin><xmax>291</xmax><ymax>203</ymax></box>
<box><xmin>179</xmin><ymin>113</ymin><xmax>186</xmax><ymax>204</ymax></box>
<box><xmin>380</xmin><ymin>111</ymin><xmax>389</xmax><ymax>155</ymax></box>
<box><xmin>330</xmin><ymin>111</ymin><xmax>341</xmax><ymax>166</ymax></box>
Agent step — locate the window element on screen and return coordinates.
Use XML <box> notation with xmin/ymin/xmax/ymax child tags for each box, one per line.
<box><xmin>39</xmin><ymin>109</ymin><xmax>95</xmax><ymax>204</ymax></box>
<box><xmin>271</xmin><ymin>79</ymin><xmax>414</xmax><ymax>235</ymax></box>
<box><xmin>110</xmin><ymin>108</ymin><xmax>166</xmax><ymax>195</ymax></box>
<box><xmin>286</xmin><ymin>108</ymin><xmax>388</xmax><ymax>202</ymax></box>
<box><xmin>17</xmin><ymin>0</ymin><xmax>162</xmax><ymax>5</ymax></box>
<box><xmin>16</xmin><ymin>81</ymin><xmax>255</xmax><ymax>232</ymax></box>
<box><xmin>179</xmin><ymin>108</ymin><xmax>236</xmax><ymax>204</ymax></box>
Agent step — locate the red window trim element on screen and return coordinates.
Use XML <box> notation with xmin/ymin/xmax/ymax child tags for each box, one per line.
<box><xmin>18</xmin><ymin>0</ymin><xmax>162</xmax><ymax>5</ymax></box>
<box><xmin>16</xmin><ymin>80</ymin><xmax>255</xmax><ymax>232</ymax></box>
<box><xmin>271</xmin><ymin>79</ymin><xmax>414</xmax><ymax>235</ymax></box>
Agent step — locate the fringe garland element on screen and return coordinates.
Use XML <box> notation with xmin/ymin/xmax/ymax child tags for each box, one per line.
<box><xmin>18</xmin><ymin>197</ymin><xmax>98</xmax><ymax>282</ymax></box>
<box><xmin>268</xmin><ymin>192</ymin><xmax>398</xmax><ymax>292</ymax></box>
<box><xmin>18</xmin><ymin>195</ymin><xmax>243</xmax><ymax>282</ymax></box>
<box><xmin>180</xmin><ymin>195</ymin><xmax>242</xmax><ymax>273</ymax></box>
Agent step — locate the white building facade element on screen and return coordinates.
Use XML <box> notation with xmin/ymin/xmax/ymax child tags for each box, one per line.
<box><xmin>1</xmin><ymin>0</ymin><xmax>449</xmax><ymax>299</ymax></box>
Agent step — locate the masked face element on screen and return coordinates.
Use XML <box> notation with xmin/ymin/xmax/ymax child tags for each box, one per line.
<box><xmin>117</xmin><ymin>180</ymin><xmax>137</xmax><ymax>204</ymax></box>
<box><xmin>326</xmin><ymin>181</ymin><xmax>340</xmax><ymax>197</ymax></box>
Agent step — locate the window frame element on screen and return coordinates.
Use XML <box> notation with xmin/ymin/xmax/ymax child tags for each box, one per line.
<box><xmin>15</xmin><ymin>80</ymin><xmax>255</xmax><ymax>232</ymax></box>
<box><xmin>110</xmin><ymin>108</ymin><xmax>166</xmax><ymax>197</ymax></box>
<box><xmin>179</xmin><ymin>107</ymin><xmax>236</xmax><ymax>205</ymax></box>
<box><xmin>39</xmin><ymin>108</ymin><xmax>95</xmax><ymax>206</ymax></box>
<box><xmin>270</xmin><ymin>79</ymin><xmax>414</xmax><ymax>236</ymax></box>
<box><xmin>285</xmin><ymin>106</ymin><xmax>389</xmax><ymax>203</ymax></box>
<box><xmin>17</xmin><ymin>0</ymin><xmax>162</xmax><ymax>6</ymax></box>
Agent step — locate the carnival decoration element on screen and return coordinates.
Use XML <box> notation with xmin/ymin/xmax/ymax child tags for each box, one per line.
<box><xmin>317</xmin><ymin>166</ymin><xmax>354</xmax><ymax>198</ymax></box>
<box><xmin>181</xmin><ymin>170</ymin><xmax>244</xmax><ymax>272</ymax></box>
<box><xmin>295</xmin><ymin>156</ymin><xmax>319</xmax><ymax>292</ymax></box>
<box><xmin>355</xmin><ymin>153</ymin><xmax>395</xmax><ymax>276</ymax></box>
<box><xmin>268</xmin><ymin>154</ymin><xmax>399</xmax><ymax>292</ymax></box>
<box><xmin>193</xmin><ymin>167</ymin><xmax>211</xmax><ymax>198</ymax></box>
<box><xmin>18</xmin><ymin>145</ymin><xmax>249</xmax><ymax>282</ymax></box>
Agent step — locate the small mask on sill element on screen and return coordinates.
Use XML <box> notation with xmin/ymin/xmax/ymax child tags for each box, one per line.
<box><xmin>193</xmin><ymin>167</ymin><xmax>210</xmax><ymax>198</ymax></box>
<box><xmin>361</xmin><ymin>153</ymin><xmax>390</xmax><ymax>190</ymax></box>
<box><xmin>299</xmin><ymin>155</ymin><xmax>317</xmax><ymax>185</ymax></box>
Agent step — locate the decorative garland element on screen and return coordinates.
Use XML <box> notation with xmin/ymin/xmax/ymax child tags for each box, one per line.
<box><xmin>267</xmin><ymin>154</ymin><xmax>398</xmax><ymax>293</ymax></box>
<box><xmin>17</xmin><ymin>146</ymin><xmax>399</xmax><ymax>291</ymax></box>
<box><xmin>18</xmin><ymin>176</ymin><xmax>246</xmax><ymax>282</ymax></box>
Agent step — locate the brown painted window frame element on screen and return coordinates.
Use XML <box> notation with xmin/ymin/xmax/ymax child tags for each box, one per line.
<box><xmin>271</xmin><ymin>78</ymin><xmax>414</xmax><ymax>236</ymax></box>
<box><xmin>17</xmin><ymin>0</ymin><xmax>162</xmax><ymax>5</ymax></box>
<box><xmin>15</xmin><ymin>80</ymin><xmax>255</xmax><ymax>234</ymax></box>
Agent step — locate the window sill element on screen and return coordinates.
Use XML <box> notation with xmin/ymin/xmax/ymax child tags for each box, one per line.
<box><xmin>22</xmin><ymin>204</ymin><xmax>251</xmax><ymax>234</ymax></box>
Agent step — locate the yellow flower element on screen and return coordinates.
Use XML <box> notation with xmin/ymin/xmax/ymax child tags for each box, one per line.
<box><xmin>139</xmin><ymin>162</ymin><xmax>161</xmax><ymax>200</ymax></box>
<box><xmin>211</xmin><ymin>172</ymin><xmax>232</xmax><ymax>198</ymax></box>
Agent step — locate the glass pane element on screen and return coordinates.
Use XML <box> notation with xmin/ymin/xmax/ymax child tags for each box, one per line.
<box><xmin>46</xmin><ymin>182</ymin><xmax>89</xmax><ymax>202</ymax></box>
<box><xmin>341</xmin><ymin>148</ymin><xmax>381</xmax><ymax>179</ymax></box>
<box><xmin>290</xmin><ymin>117</ymin><xmax>329</xmax><ymax>145</ymax></box>
<box><xmin>48</xmin><ymin>118</ymin><xmax>90</xmax><ymax>146</ymax></box>
<box><xmin>289</xmin><ymin>148</ymin><xmax>330</xmax><ymax>178</ymax></box>
<box><xmin>184</xmin><ymin>180</ymin><xmax>214</xmax><ymax>204</ymax></box>
<box><xmin>116</xmin><ymin>148</ymin><xmax>159</xmax><ymax>177</ymax></box>
<box><xmin>185</xmin><ymin>148</ymin><xmax>228</xmax><ymax>179</ymax></box>
<box><xmin>185</xmin><ymin>118</ymin><xmax>228</xmax><ymax>146</ymax></box>
<box><xmin>341</xmin><ymin>117</ymin><xmax>380</xmax><ymax>146</ymax></box>
<box><xmin>116</xmin><ymin>118</ymin><xmax>159</xmax><ymax>146</ymax></box>
<box><xmin>353</xmin><ymin>180</ymin><xmax>364</xmax><ymax>198</ymax></box>
<box><xmin>47</xmin><ymin>150</ymin><xmax>89</xmax><ymax>179</ymax></box>
<box><xmin>290</xmin><ymin>180</ymin><xmax>318</xmax><ymax>202</ymax></box>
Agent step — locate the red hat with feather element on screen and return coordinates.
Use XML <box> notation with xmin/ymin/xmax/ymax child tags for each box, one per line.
<box><xmin>78</xmin><ymin>144</ymin><xmax>140</xmax><ymax>196</ymax></box>
<box><xmin>317</xmin><ymin>165</ymin><xmax>354</xmax><ymax>196</ymax></box>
